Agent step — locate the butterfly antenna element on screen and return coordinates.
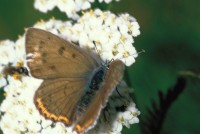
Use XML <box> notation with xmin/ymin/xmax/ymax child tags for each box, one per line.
<box><xmin>139</xmin><ymin>49</ymin><xmax>145</xmax><ymax>54</ymax></box>
<box><xmin>93</xmin><ymin>41</ymin><xmax>111</xmax><ymax>67</ymax></box>
<box><xmin>118</xmin><ymin>49</ymin><xmax>145</xmax><ymax>60</ymax></box>
<box><xmin>109</xmin><ymin>58</ymin><xmax>114</xmax><ymax>64</ymax></box>
<box><xmin>93</xmin><ymin>41</ymin><xmax>101</xmax><ymax>56</ymax></box>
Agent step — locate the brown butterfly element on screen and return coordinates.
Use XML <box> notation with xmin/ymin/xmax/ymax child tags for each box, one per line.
<box><xmin>25</xmin><ymin>28</ymin><xmax>125</xmax><ymax>133</ymax></box>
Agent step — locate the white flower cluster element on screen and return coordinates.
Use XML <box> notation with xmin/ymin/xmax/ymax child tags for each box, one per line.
<box><xmin>0</xmin><ymin>2</ymin><xmax>140</xmax><ymax>133</ymax></box>
<box><xmin>72</xmin><ymin>9</ymin><xmax>140</xmax><ymax>66</ymax></box>
<box><xmin>33</xmin><ymin>9</ymin><xmax>140</xmax><ymax>66</ymax></box>
<box><xmin>34</xmin><ymin>0</ymin><xmax>120</xmax><ymax>19</ymax></box>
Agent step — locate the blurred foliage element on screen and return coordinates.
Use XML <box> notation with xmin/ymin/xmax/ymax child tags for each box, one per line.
<box><xmin>0</xmin><ymin>0</ymin><xmax>200</xmax><ymax>134</ymax></box>
<box><xmin>141</xmin><ymin>77</ymin><xmax>187</xmax><ymax>134</ymax></box>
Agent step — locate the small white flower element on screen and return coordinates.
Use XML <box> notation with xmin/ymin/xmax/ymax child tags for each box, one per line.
<box><xmin>34</xmin><ymin>0</ymin><xmax>56</xmax><ymax>13</ymax></box>
<box><xmin>111</xmin><ymin>121</ymin><xmax>123</xmax><ymax>133</ymax></box>
<box><xmin>0</xmin><ymin>112</ymin><xmax>26</xmax><ymax>134</ymax></box>
<box><xmin>0</xmin><ymin>65</ymin><xmax>7</xmax><ymax>88</ymax></box>
<box><xmin>122</xmin><ymin>103</ymin><xmax>140</xmax><ymax>128</ymax></box>
<box><xmin>0</xmin><ymin>76</ymin><xmax>6</xmax><ymax>88</ymax></box>
<box><xmin>0</xmin><ymin>40</ymin><xmax>16</xmax><ymax>65</ymax></box>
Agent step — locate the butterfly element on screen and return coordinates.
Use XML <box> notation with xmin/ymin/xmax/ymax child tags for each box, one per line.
<box><xmin>25</xmin><ymin>28</ymin><xmax>125</xmax><ymax>133</ymax></box>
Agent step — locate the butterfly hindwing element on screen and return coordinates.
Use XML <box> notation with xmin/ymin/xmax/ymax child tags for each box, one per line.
<box><xmin>74</xmin><ymin>60</ymin><xmax>125</xmax><ymax>133</ymax></box>
<box><xmin>34</xmin><ymin>78</ymin><xmax>87</xmax><ymax>125</ymax></box>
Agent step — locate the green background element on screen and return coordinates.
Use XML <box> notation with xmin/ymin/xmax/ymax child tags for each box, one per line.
<box><xmin>0</xmin><ymin>0</ymin><xmax>200</xmax><ymax>134</ymax></box>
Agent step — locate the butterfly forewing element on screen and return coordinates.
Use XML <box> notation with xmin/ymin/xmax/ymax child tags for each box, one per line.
<box><xmin>26</xmin><ymin>28</ymin><xmax>98</xmax><ymax>79</ymax></box>
<box><xmin>74</xmin><ymin>60</ymin><xmax>125</xmax><ymax>133</ymax></box>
